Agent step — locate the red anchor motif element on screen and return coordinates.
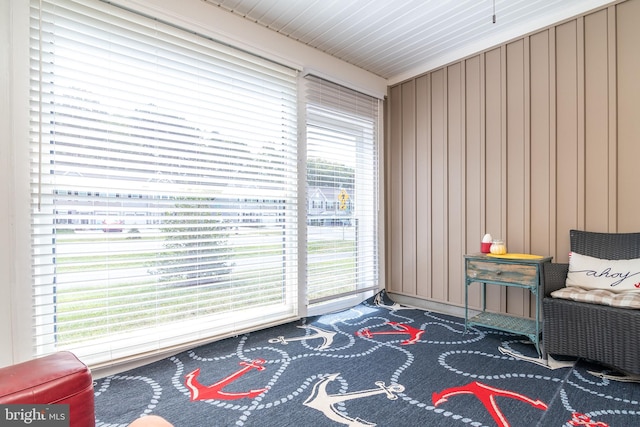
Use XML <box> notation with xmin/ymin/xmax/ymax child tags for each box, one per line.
<box><xmin>184</xmin><ymin>358</ymin><xmax>268</xmax><ymax>401</ymax></box>
<box><xmin>355</xmin><ymin>322</ymin><xmax>425</xmax><ymax>345</ymax></box>
<box><xmin>568</xmin><ymin>412</ymin><xmax>609</xmax><ymax>427</ymax></box>
<box><xmin>432</xmin><ymin>381</ymin><xmax>547</xmax><ymax>427</ymax></box>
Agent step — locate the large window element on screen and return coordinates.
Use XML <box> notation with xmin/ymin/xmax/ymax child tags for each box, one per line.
<box><xmin>30</xmin><ymin>0</ymin><xmax>298</xmax><ymax>366</ymax></box>
<box><xmin>29</xmin><ymin>0</ymin><xmax>380</xmax><ymax>368</ymax></box>
<box><xmin>305</xmin><ymin>76</ymin><xmax>380</xmax><ymax>306</ymax></box>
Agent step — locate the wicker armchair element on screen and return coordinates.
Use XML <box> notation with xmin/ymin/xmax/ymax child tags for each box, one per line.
<box><xmin>542</xmin><ymin>229</ymin><xmax>640</xmax><ymax>374</ymax></box>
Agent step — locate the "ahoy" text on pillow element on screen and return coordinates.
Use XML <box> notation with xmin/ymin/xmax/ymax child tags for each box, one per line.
<box><xmin>566</xmin><ymin>252</ymin><xmax>640</xmax><ymax>292</ymax></box>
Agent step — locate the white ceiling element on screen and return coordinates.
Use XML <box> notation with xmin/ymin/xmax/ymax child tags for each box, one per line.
<box><xmin>203</xmin><ymin>0</ymin><xmax>613</xmax><ymax>84</ymax></box>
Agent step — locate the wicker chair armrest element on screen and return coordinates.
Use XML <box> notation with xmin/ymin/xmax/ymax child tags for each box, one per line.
<box><xmin>543</xmin><ymin>262</ymin><xmax>569</xmax><ymax>296</ymax></box>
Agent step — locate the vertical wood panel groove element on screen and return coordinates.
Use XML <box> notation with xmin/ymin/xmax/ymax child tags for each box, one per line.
<box><xmin>607</xmin><ymin>5</ymin><xmax>617</xmax><ymax>232</ymax></box>
<box><xmin>500</xmin><ymin>45</ymin><xmax>508</xmax><ymax>313</ymax></box>
<box><xmin>443</xmin><ymin>68</ymin><xmax>449</xmax><ymax>302</ymax></box>
<box><xmin>524</xmin><ymin>36</ymin><xmax>531</xmax><ymax>253</ymax></box>
<box><xmin>460</xmin><ymin>62</ymin><xmax>467</xmax><ymax>263</ymax></box>
<box><xmin>426</xmin><ymin>75</ymin><xmax>433</xmax><ymax>297</ymax></box>
<box><xmin>549</xmin><ymin>26</ymin><xmax>557</xmax><ymax>259</ymax></box>
<box><xmin>480</xmin><ymin>54</ymin><xmax>486</xmax><ymax>237</ymax></box>
<box><xmin>500</xmin><ymin>45</ymin><xmax>508</xmax><ymax>246</ymax></box>
<box><xmin>523</xmin><ymin>36</ymin><xmax>532</xmax><ymax>317</ymax></box>
<box><xmin>577</xmin><ymin>17</ymin><xmax>586</xmax><ymax>231</ymax></box>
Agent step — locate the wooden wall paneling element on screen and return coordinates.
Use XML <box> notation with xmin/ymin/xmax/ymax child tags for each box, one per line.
<box><xmin>401</xmin><ymin>81</ymin><xmax>417</xmax><ymax>295</ymax></box>
<box><xmin>506</xmin><ymin>39</ymin><xmax>527</xmax><ymax>253</ymax></box>
<box><xmin>523</xmin><ymin>36</ymin><xmax>535</xmax><ymax>318</ymax></box>
<box><xmin>430</xmin><ymin>69</ymin><xmax>448</xmax><ymax>302</ymax></box>
<box><xmin>415</xmin><ymin>75</ymin><xmax>432</xmax><ymax>298</ymax></box>
<box><xmin>387</xmin><ymin>84</ymin><xmax>403</xmax><ymax>293</ymax></box>
<box><xmin>483</xmin><ymin>47</ymin><xmax>505</xmax><ymax>313</ymax></box>
<box><xmin>555</xmin><ymin>19</ymin><xmax>580</xmax><ymax>257</ymax></box>
<box><xmin>506</xmin><ymin>39</ymin><xmax>527</xmax><ymax>316</ymax></box>
<box><xmin>529</xmin><ymin>29</ymin><xmax>552</xmax><ymax>258</ymax></box>
<box><xmin>384</xmin><ymin>0</ymin><xmax>637</xmax><ymax>315</ymax></box>
<box><xmin>465</xmin><ymin>55</ymin><xmax>483</xmax><ymax>309</ymax></box>
<box><xmin>616</xmin><ymin>0</ymin><xmax>640</xmax><ymax>232</ymax></box>
<box><xmin>447</xmin><ymin>63</ymin><xmax>464</xmax><ymax>305</ymax></box>
<box><xmin>584</xmin><ymin>9</ymin><xmax>611</xmax><ymax>232</ymax></box>
<box><xmin>484</xmin><ymin>49</ymin><xmax>503</xmax><ymax>235</ymax></box>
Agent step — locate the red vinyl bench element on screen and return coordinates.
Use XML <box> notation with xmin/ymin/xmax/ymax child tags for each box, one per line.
<box><xmin>0</xmin><ymin>351</ymin><xmax>95</xmax><ymax>427</ymax></box>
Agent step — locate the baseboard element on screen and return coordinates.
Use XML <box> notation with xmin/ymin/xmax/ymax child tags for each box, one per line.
<box><xmin>386</xmin><ymin>292</ymin><xmax>478</xmax><ymax>319</ymax></box>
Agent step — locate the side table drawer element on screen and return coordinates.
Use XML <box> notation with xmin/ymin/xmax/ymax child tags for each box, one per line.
<box><xmin>466</xmin><ymin>259</ymin><xmax>537</xmax><ymax>286</ymax></box>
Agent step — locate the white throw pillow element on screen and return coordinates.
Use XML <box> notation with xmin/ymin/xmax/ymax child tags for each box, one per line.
<box><xmin>566</xmin><ymin>252</ymin><xmax>640</xmax><ymax>293</ymax></box>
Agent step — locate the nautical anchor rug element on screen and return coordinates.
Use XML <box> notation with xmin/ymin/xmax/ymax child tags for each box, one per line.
<box><xmin>93</xmin><ymin>291</ymin><xmax>640</xmax><ymax>426</ymax></box>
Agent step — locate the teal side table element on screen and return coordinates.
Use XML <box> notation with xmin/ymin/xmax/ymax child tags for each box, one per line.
<box><xmin>464</xmin><ymin>253</ymin><xmax>552</xmax><ymax>356</ymax></box>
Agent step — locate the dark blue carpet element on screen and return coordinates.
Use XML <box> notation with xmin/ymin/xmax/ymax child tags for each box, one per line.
<box><xmin>94</xmin><ymin>291</ymin><xmax>640</xmax><ymax>426</ymax></box>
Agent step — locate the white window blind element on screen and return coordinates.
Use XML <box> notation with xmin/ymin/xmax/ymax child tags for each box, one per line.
<box><xmin>30</xmin><ymin>0</ymin><xmax>298</xmax><ymax>367</ymax></box>
<box><xmin>305</xmin><ymin>75</ymin><xmax>379</xmax><ymax>305</ymax></box>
